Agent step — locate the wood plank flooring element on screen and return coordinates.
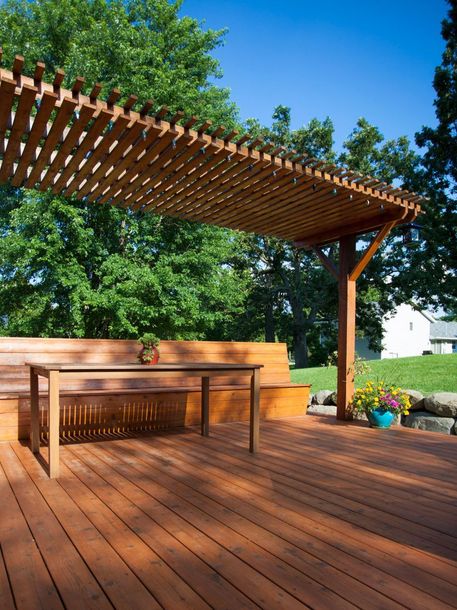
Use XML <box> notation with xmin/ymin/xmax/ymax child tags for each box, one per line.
<box><xmin>0</xmin><ymin>414</ymin><xmax>456</xmax><ymax>609</ymax></box>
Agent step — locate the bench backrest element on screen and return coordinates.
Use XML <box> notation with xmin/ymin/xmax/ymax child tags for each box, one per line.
<box><xmin>0</xmin><ymin>337</ymin><xmax>292</xmax><ymax>395</ymax></box>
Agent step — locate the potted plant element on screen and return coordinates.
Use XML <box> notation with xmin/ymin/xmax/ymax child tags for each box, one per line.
<box><xmin>348</xmin><ymin>380</ymin><xmax>411</xmax><ymax>428</ymax></box>
<box><xmin>137</xmin><ymin>333</ymin><xmax>160</xmax><ymax>365</ymax></box>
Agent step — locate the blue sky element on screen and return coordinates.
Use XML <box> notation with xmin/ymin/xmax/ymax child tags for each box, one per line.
<box><xmin>181</xmin><ymin>0</ymin><xmax>447</xmax><ymax>151</ymax></box>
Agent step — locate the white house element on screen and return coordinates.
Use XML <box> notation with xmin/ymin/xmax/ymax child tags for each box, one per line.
<box><xmin>356</xmin><ymin>304</ymin><xmax>457</xmax><ymax>360</ymax></box>
<box><xmin>430</xmin><ymin>320</ymin><xmax>457</xmax><ymax>354</ymax></box>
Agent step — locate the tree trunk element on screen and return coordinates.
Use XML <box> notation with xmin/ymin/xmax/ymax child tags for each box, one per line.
<box><xmin>264</xmin><ymin>296</ymin><xmax>276</xmax><ymax>342</ymax></box>
<box><xmin>293</xmin><ymin>326</ymin><xmax>308</xmax><ymax>368</ymax></box>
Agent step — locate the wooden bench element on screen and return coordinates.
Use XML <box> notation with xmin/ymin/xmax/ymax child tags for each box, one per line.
<box><xmin>0</xmin><ymin>337</ymin><xmax>310</xmax><ymax>441</ymax></box>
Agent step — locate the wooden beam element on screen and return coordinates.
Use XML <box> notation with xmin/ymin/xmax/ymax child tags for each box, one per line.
<box><xmin>349</xmin><ymin>221</ymin><xmax>397</xmax><ymax>281</ymax></box>
<box><xmin>337</xmin><ymin>235</ymin><xmax>356</xmax><ymax>420</ymax></box>
<box><xmin>313</xmin><ymin>247</ymin><xmax>338</xmax><ymax>280</ymax></box>
<box><xmin>294</xmin><ymin>209</ymin><xmax>411</xmax><ymax>249</ymax></box>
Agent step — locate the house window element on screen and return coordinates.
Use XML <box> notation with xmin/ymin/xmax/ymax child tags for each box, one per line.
<box><xmin>409</xmin><ymin>322</ymin><xmax>413</xmax><ymax>331</ymax></box>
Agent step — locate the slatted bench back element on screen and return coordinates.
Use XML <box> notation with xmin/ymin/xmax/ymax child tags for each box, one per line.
<box><xmin>0</xmin><ymin>337</ymin><xmax>292</xmax><ymax>396</ymax></box>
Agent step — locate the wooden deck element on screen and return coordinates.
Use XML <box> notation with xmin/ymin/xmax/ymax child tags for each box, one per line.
<box><xmin>1</xmin><ymin>414</ymin><xmax>456</xmax><ymax>610</ymax></box>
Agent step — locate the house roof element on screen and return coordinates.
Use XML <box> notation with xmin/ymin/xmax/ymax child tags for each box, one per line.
<box><xmin>419</xmin><ymin>310</ymin><xmax>436</xmax><ymax>323</ymax></box>
<box><xmin>0</xmin><ymin>54</ymin><xmax>424</xmax><ymax>247</ymax></box>
<box><xmin>430</xmin><ymin>321</ymin><xmax>457</xmax><ymax>340</ymax></box>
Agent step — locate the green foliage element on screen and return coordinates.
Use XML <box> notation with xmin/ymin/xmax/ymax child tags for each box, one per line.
<box><xmin>0</xmin><ymin>0</ymin><xmax>238</xmax><ymax>125</ymax></box>
<box><xmin>325</xmin><ymin>351</ymin><xmax>371</xmax><ymax>376</ymax></box>
<box><xmin>137</xmin><ymin>331</ymin><xmax>160</xmax><ymax>363</ymax></box>
<box><xmin>0</xmin><ymin>191</ymin><xmax>247</xmax><ymax>338</ymax></box>
<box><xmin>0</xmin><ymin>0</ymin><xmax>248</xmax><ymax>339</ymax></box>
<box><xmin>239</xmin><ymin>106</ymin><xmax>421</xmax><ymax>366</ymax></box>
<box><xmin>339</xmin><ymin>118</ymin><xmax>420</xmax><ymax>184</ymax></box>
<box><xmin>138</xmin><ymin>332</ymin><xmax>160</xmax><ymax>347</ymax></box>
<box><xmin>413</xmin><ymin>0</ymin><xmax>457</xmax><ymax>310</ymax></box>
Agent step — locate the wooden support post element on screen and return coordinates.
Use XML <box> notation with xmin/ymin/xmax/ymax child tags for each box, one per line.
<box><xmin>337</xmin><ymin>235</ymin><xmax>356</xmax><ymax>420</ymax></box>
<box><xmin>30</xmin><ymin>368</ymin><xmax>40</xmax><ymax>453</ymax></box>
<box><xmin>201</xmin><ymin>376</ymin><xmax>210</xmax><ymax>437</ymax></box>
<box><xmin>48</xmin><ymin>370</ymin><xmax>60</xmax><ymax>478</ymax></box>
<box><xmin>250</xmin><ymin>367</ymin><xmax>260</xmax><ymax>452</ymax></box>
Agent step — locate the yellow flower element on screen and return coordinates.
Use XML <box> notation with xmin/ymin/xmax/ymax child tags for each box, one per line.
<box><xmin>405</xmin><ymin>410</ymin><xmax>409</xmax><ymax>415</ymax></box>
<box><xmin>357</xmin><ymin>400</ymin><xmax>362</xmax><ymax>406</ymax></box>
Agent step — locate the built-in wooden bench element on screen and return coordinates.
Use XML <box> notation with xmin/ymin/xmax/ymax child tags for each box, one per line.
<box><xmin>0</xmin><ymin>337</ymin><xmax>310</xmax><ymax>441</ymax></box>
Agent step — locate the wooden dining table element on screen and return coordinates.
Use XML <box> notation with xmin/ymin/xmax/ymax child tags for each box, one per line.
<box><xmin>27</xmin><ymin>362</ymin><xmax>262</xmax><ymax>478</ymax></box>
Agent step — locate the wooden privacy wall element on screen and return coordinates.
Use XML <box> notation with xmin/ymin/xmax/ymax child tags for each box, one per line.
<box><xmin>0</xmin><ymin>338</ymin><xmax>310</xmax><ymax>441</ymax></box>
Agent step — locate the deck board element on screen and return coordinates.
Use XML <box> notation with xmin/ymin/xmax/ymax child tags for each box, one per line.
<box><xmin>0</xmin><ymin>414</ymin><xmax>456</xmax><ymax>610</ymax></box>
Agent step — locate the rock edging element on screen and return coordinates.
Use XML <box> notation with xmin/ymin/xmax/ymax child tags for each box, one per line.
<box><xmin>308</xmin><ymin>389</ymin><xmax>457</xmax><ymax>435</ymax></box>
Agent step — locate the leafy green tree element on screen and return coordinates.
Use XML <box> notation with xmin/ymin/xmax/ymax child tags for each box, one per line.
<box><xmin>240</xmin><ymin>108</ymin><xmax>422</xmax><ymax>366</ymax></box>
<box><xmin>0</xmin><ymin>188</ymin><xmax>246</xmax><ymax>338</ymax></box>
<box><xmin>0</xmin><ymin>0</ymin><xmax>246</xmax><ymax>338</ymax></box>
<box><xmin>240</xmin><ymin>110</ymin><xmax>338</xmax><ymax>367</ymax></box>
<box><xmin>0</xmin><ymin>0</ymin><xmax>238</xmax><ymax>124</ymax></box>
<box><xmin>414</xmin><ymin>0</ymin><xmax>457</xmax><ymax>313</ymax></box>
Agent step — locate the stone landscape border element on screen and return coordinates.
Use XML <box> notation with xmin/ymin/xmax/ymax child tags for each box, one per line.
<box><xmin>308</xmin><ymin>390</ymin><xmax>457</xmax><ymax>434</ymax></box>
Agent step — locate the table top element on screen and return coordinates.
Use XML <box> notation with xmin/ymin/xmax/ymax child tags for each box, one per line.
<box><xmin>26</xmin><ymin>362</ymin><xmax>263</xmax><ymax>372</ymax></box>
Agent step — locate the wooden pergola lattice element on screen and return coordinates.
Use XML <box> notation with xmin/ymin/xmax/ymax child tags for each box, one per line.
<box><xmin>0</xmin><ymin>55</ymin><xmax>425</xmax><ymax>417</ymax></box>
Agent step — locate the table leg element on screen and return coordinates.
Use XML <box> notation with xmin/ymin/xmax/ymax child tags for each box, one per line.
<box><xmin>30</xmin><ymin>368</ymin><xmax>40</xmax><ymax>453</ymax></box>
<box><xmin>250</xmin><ymin>368</ymin><xmax>260</xmax><ymax>453</ymax></box>
<box><xmin>48</xmin><ymin>370</ymin><xmax>60</xmax><ymax>478</ymax></box>
<box><xmin>201</xmin><ymin>376</ymin><xmax>210</xmax><ymax>436</ymax></box>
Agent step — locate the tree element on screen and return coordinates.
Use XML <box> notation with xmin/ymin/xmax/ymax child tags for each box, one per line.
<box><xmin>239</xmin><ymin>110</ymin><xmax>338</xmax><ymax>367</ymax></box>
<box><xmin>336</xmin><ymin>118</ymin><xmax>430</xmax><ymax>354</ymax></box>
<box><xmin>0</xmin><ymin>0</ymin><xmax>246</xmax><ymax>338</ymax></box>
<box><xmin>414</xmin><ymin>0</ymin><xmax>457</xmax><ymax>314</ymax></box>
<box><xmin>239</xmin><ymin>109</ymin><xmax>422</xmax><ymax>366</ymax></box>
<box><xmin>0</xmin><ymin>0</ymin><xmax>238</xmax><ymax>125</ymax></box>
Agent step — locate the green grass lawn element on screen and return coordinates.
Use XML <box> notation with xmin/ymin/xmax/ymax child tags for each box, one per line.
<box><xmin>291</xmin><ymin>353</ymin><xmax>457</xmax><ymax>394</ymax></box>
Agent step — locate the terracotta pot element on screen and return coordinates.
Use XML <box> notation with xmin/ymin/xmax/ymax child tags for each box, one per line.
<box><xmin>139</xmin><ymin>346</ymin><xmax>160</xmax><ymax>365</ymax></box>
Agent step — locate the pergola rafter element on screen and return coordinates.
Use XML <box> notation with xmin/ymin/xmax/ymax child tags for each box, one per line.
<box><xmin>0</xmin><ymin>54</ymin><xmax>425</xmax><ymax>417</ymax></box>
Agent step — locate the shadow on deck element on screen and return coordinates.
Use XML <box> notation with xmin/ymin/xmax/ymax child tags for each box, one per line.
<box><xmin>0</xmin><ymin>415</ymin><xmax>456</xmax><ymax>609</ymax></box>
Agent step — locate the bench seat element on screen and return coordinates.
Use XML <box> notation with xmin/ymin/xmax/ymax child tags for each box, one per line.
<box><xmin>0</xmin><ymin>338</ymin><xmax>310</xmax><ymax>441</ymax></box>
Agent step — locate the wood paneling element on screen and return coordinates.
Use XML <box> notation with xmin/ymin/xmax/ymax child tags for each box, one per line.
<box><xmin>0</xmin><ymin>337</ymin><xmax>309</xmax><ymax>441</ymax></box>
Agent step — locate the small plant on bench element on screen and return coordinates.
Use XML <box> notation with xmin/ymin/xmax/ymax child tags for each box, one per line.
<box><xmin>137</xmin><ymin>333</ymin><xmax>160</xmax><ymax>365</ymax></box>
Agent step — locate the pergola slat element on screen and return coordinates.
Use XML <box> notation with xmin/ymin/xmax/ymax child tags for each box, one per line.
<box><xmin>0</xmin><ymin>83</ymin><xmax>37</xmax><ymax>181</ymax></box>
<box><xmin>112</xmin><ymin>134</ymin><xmax>209</xmax><ymax>207</ymax></box>
<box><xmin>105</xmin><ymin>127</ymin><xmax>191</xmax><ymax>206</ymax></box>
<box><xmin>41</xmin><ymin>103</ymin><xmax>97</xmax><ymax>190</ymax></box>
<box><xmin>11</xmin><ymin>90</ymin><xmax>58</xmax><ymax>187</ymax></box>
<box><xmin>63</xmin><ymin>113</ymin><xmax>131</xmax><ymax>197</ymax></box>
<box><xmin>75</xmin><ymin>118</ymin><xmax>150</xmax><ymax>200</ymax></box>
<box><xmin>0</xmin><ymin>57</ymin><xmax>427</xmax><ymax>421</ymax></box>
<box><xmin>0</xmin><ymin>78</ymin><xmax>17</xmax><ymax>155</ymax></box>
<box><xmin>51</xmin><ymin>108</ymin><xmax>114</xmax><ymax>193</ymax></box>
<box><xmin>0</xmin><ymin>59</ymin><xmax>424</xmax><ymax>241</ymax></box>
<box><xmin>25</xmin><ymin>97</ymin><xmax>78</xmax><ymax>188</ymax></box>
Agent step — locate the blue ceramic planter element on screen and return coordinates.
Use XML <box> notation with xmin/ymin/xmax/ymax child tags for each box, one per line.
<box><xmin>367</xmin><ymin>408</ymin><xmax>394</xmax><ymax>429</ymax></box>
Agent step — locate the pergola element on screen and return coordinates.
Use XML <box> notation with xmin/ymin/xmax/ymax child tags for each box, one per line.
<box><xmin>0</xmin><ymin>55</ymin><xmax>424</xmax><ymax>418</ymax></box>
